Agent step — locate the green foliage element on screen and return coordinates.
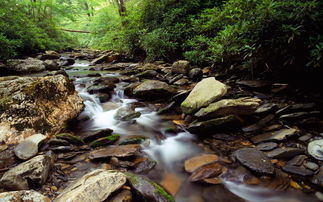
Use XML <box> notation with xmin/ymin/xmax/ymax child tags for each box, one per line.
<box><xmin>0</xmin><ymin>0</ymin><xmax>76</xmax><ymax>61</ymax></box>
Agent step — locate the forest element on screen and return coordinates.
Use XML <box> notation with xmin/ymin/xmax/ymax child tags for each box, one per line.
<box><xmin>0</xmin><ymin>0</ymin><xmax>323</xmax><ymax>202</ymax></box>
<box><xmin>1</xmin><ymin>0</ymin><xmax>322</xmax><ymax>72</ymax></box>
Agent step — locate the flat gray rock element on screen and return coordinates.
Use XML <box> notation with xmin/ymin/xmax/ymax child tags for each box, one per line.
<box><xmin>14</xmin><ymin>134</ymin><xmax>46</xmax><ymax>160</ymax></box>
<box><xmin>235</xmin><ymin>148</ymin><xmax>274</xmax><ymax>175</ymax></box>
<box><xmin>266</xmin><ymin>147</ymin><xmax>304</xmax><ymax>159</ymax></box>
<box><xmin>251</xmin><ymin>128</ymin><xmax>298</xmax><ymax>144</ymax></box>
<box><xmin>0</xmin><ymin>154</ymin><xmax>52</xmax><ymax>190</ymax></box>
<box><xmin>282</xmin><ymin>165</ymin><xmax>314</xmax><ymax>176</ymax></box>
<box><xmin>54</xmin><ymin>169</ymin><xmax>126</xmax><ymax>202</ymax></box>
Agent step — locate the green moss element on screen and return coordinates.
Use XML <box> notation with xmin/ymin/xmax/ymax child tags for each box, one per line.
<box><xmin>152</xmin><ymin>182</ymin><xmax>175</xmax><ymax>202</ymax></box>
<box><xmin>89</xmin><ymin>134</ymin><xmax>120</xmax><ymax>147</ymax></box>
<box><xmin>119</xmin><ymin>137</ymin><xmax>145</xmax><ymax>145</ymax></box>
<box><xmin>0</xmin><ymin>96</ymin><xmax>13</xmax><ymax>112</ymax></box>
<box><xmin>56</xmin><ymin>133</ymin><xmax>85</xmax><ymax>145</ymax></box>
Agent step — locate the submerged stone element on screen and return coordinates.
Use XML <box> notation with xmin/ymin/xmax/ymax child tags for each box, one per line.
<box><xmin>189</xmin><ymin>163</ymin><xmax>223</xmax><ymax>182</ymax></box>
<box><xmin>266</xmin><ymin>147</ymin><xmax>304</xmax><ymax>159</ymax></box>
<box><xmin>184</xmin><ymin>154</ymin><xmax>219</xmax><ymax>173</ymax></box>
<box><xmin>89</xmin><ymin>144</ymin><xmax>140</xmax><ymax>159</ymax></box>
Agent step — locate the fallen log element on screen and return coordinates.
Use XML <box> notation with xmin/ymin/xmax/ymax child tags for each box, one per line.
<box><xmin>61</xmin><ymin>28</ymin><xmax>91</xmax><ymax>33</ymax></box>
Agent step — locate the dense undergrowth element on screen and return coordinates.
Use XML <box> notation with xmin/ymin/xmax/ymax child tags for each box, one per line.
<box><xmin>0</xmin><ymin>0</ymin><xmax>76</xmax><ymax>61</ymax></box>
<box><xmin>1</xmin><ymin>0</ymin><xmax>322</xmax><ymax>74</ymax></box>
<box><xmin>88</xmin><ymin>0</ymin><xmax>322</xmax><ymax>73</ymax></box>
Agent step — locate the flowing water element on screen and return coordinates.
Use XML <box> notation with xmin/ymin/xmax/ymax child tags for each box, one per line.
<box><xmin>67</xmin><ymin>60</ymin><xmax>319</xmax><ymax>202</ymax></box>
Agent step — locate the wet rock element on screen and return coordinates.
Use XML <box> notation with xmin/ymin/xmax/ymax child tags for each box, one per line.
<box><xmin>49</xmin><ymin>145</ymin><xmax>76</xmax><ymax>152</ymax></box>
<box><xmin>211</xmin><ymin>133</ymin><xmax>236</xmax><ymax>141</ymax></box>
<box><xmin>189</xmin><ymin>163</ymin><xmax>223</xmax><ymax>182</ymax></box>
<box><xmin>234</xmin><ymin>148</ymin><xmax>274</xmax><ymax>175</ymax></box>
<box><xmin>89</xmin><ymin>144</ymin><xmax>140</xmax><ymax>160</ymax></box>
<box><xmin>251</xmin><ymin>128</ymin><xmax>299</xmax><ymax>144</ymax></box>
<box><xmin>81</xmin><ymin>128</ymin><xmax>113</xmax><ymax>142</ymax></box>
<box><xmin>44</xmin><ymin>60</ymin><xmax>60</xmax><ymax>70</ymax></box>
<box><xmin>195</xmin><ymin>97</ymin><xmax>261</xmax><ymax>119</ymax></box>
<box><xmin>279</xmin><ymin>111</ymin><xmax>320</xmax><ymax>120</ymax></box>
<box><xmin>126</xmin><ymin>173</ymin><xmax>174</xmax><ymax>202</ymax></box>
<box><xmin>172</xmin><ymin>90</ymin><xmax>190</xmax><ymax>104</ymax></box>
<box><xmin>88</xmin><ymin>84</ymin><xmax>115</xmax><ymax>94</ymax></box>
<box><xmin>6</xmin><ymin>58</ymin><xmax>46</xmax><ymax>73</ymax></box>
<box><xmin>188</xmin><ymin>115</ymin><xmax>241</xmax><ymax>134</ymax></box>
<box><xmin>0</xmin><ymin>75</ymin><xmax>84</xmax><ymax>144</ymax></box>
<box><xmin>304</xmin><ymin>161</ymin><xmax>319</xmax><ymax>171</ymax></box>
<box><xmin>160</xmin><ymin>172</ymin><xmax>182</xmax><ymax>196</ymax></box>
<box><xmin>138</xmin><ymin>63</ymin><xmax>160</xmax><ymax>71</ymax></box>
<box><xmin>255</xmin><ymin>103</ymin><xmax>277</xmax><ymax>114</ymax></box>
<box><xmin>157</xmin><ymin>101</ymin><xmax>176</xmax><ymax>115</ymax></box>
<box><xmin>243</xmin><ymin>114</ymin><xmax>275</xmax><ymax>133</ymax></box>
<box><xmin>0</xmin><ymin>148</ymin><xmax>17</xmax><ymax>169</ymax></box>
<box><xmin>174</xmin><ymin>78</ymin><xmax>189</xmax><ymax>85</ymax></box>
<box><xmin>181</xmin><ymin>77</ymin><xmax>227</xmax><ymax>114</ymax></box>
<box><xmin>0</xmin><ymin>154</ymin><xmax>52</xmax><ymax>190</ymax></box>
<box><xmin>308</xmin><ymin>140</ymin><xmax>323</xmax><ymax>160</ymax></box>
<box><xmin>38</xmin><ymin>51</ymin><xmax>60</xmax><ymax>60</ymax></box>
<box><xmin>169</xmin><ymin>74</ymin><xmax>183</xmax><ymax>84</ymax></box>
<box><xmin>0</xmin><ymin>190</ymin><xmax>50</xmax><ymax>202</ymax></box>
<box><xmin>89</xmin><ymin>134</ymin><xmax>120</xmax><ymax>147</ymax></box>
<box><xmin>136</xmin><ymin>70</ymin><xmax>158</xmax><ymax>79</ymax></box>
<box><xmin>114</xmin><ymin>106</ymin><xmax>141</xmax><ymax>121</ymax></box>
<box><xmin>312</xmin><ymin>166</ymin><xmax>323</xmax><ymax>187</ymax></box>
<box><xmin>133</xmin><ymin>80</ymin><xmax>177</xmax><ymax>100</ymax></box>
<box><xmin>282</xmin><ymin>165</ymin><xmax>314</xmax><ymax>176</ymax></box>
<box><xmin>14</xmin><ymin>133</ymin><xmax>46</xmax><ymax>160</ymax></box>
<box><xmin>184</xmin><ymin>154</ymin><xmax>219</xmax><ymax>173</ymax></box>
<box><xmin>60</xmin><ymin>57</ymin><xmax>75</xmax><ymax>66</ymax></box>
<box><xmin>134</xmin><ymin>159</ymin><xmax>157</xmax><ymax>174</ymax></box>
<box><xmin>119</xmin><ymin>136</ymin><xmax>146</xmax><ymax>145</ymax></box>
<box><xmin>108</xmin><ymin>190</ymin><xmax>132</xmax><ymax>202</ymax></box>
<box><xmin>47</xmin><ymin>138</ymin><xmax>70</xmax><ymax>146</ymax></box>
<box><xmin>236</xmin><ymin>80</ymin><xmax>271</xmax><ymax>88</ymax></box>
<box><xmin>54</xmin><ymin>169</ymin><xmax>126</xmax><ymax>202</ymax></box>
<box><xmin>56</xmin><ymin>133</ymin><xmax>84</xmax><ymax>145</ymax></box>
<box><xmin>266</xmin><ymin>147</ymin><xmax>304</xmax><ymax>159</ymax></box>
<box><xmin>171</xmin><ymin>60</ymin><xmax>191</xmax><ymax>75</ymax></box>
<box><xmin>91</xmin><ymin>52</ymin><xmax>119</xmax><ymax>64</ymax></box>
<box><xmin>287</xmin><ymin>155</ymin><xmax>307</xmax><ymax>166</ymax></box>
<box><xmin>256</xmin><ymin>142</ymin><xmax>278</xmax><ymax>151</ymax></box>
<box><xmin>298</xmin><ymin>133</ymin><xmax>312</xmax><ymax>142</ymax></box>
<box><xmin>189</xmin><ymin>68</ymin><xmax>203</xmax><ymax>81</ymax></box>
<box><xmin>97</xmin><ymin>93</ymin><xmax>111</xmax><ymax>103</ymax></box>
<box><xmin>102</xmin><ymin>102</ymin><xmax>120</xmax><ymax>111</ymax></box>
<box><xmin>124</xmin><ymin>82</ymin><xmax>140</xmax><ymax>96</ymax></box>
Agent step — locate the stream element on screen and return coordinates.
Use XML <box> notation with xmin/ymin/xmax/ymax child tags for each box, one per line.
<box><xmin>66</xmin><ymin>60</ymin><xmax>318</xmax><ymax>202</ymax></box>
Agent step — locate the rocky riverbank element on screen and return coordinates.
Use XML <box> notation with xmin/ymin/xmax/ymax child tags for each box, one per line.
<box><xmin>0</xmin><ymin>49</ymin><xmax>322</xmax><ymax>201</ymax></box>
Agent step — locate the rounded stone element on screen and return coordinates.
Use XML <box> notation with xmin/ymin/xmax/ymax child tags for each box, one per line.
<box><xmin>308</xmin><ymin>140</ymin><xmax>323</xmax><ymax>160</ymax></box>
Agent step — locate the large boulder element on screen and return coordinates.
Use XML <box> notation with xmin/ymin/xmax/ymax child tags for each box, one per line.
<box><xmin>195</xmin><ymin>97</ymin><xmax>261</xmax><ymax>119</ymax></box>
<box><xmin>0</xmin><ymin>75</ymin><xmax>84</xmax><ymax>144</ymax></box>
<box><xmin>0</xmin><ymin>154</ymin><xmax>53</xmax><ymax>190</ymax></box>
<box><xmin>91</xmin><ymin>52</ymin><xmax>119</xmax><ymax>65</ymax></box>
<box><xmin>181</xmin><ymin>77</ymin><xmax>227</xmax><ymax>114</ymax></box>
<box><xmin>54</xmin><ymin>169</ymin><xmax>126</xmax><ymax>202</ymax></box>
<box><xmin>38</xmin><ymin>51</ymin><xmax>60</xmax><ymax>60</ymax></box>
<box><xmin>6</xmin><ymin>58</ymin><xmax>45</xmax><ymax>73</ymax></box>
<box><xmin>171</xmin><ymin>60</ymin><xmax>191</xmax><ymax>75</ymax></box>
<box><xmin>133</xmin><ymin>80</ymin><xmax>177</xmax><ymax>100</ymax></box>
<box><xmin>0</xmin><ymin>190</ymin><xmax>50</xmax><ymax>202</ymax></box>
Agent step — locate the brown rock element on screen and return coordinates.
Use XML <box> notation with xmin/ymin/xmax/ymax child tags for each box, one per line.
<box><xmin>189</xmin><ymin>163</ymin><xmax>223</xmax><ymax>182</ymax></box>
<box><xmin>184</xmin><ymin>154</ymin><xmax>218</xmax><ymax>173</ymax></box>
<box><xmin>89</xmin><ymin>144</ymin><xmax>140</xmax><ymax>160</ymax></box>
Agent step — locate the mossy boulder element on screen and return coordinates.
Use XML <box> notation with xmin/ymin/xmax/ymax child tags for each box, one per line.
<box><xmin>119</xmin><ymin>136</ymin><xmax>146</xmax><ymax>145</ymax></box>
<box><xmin>195</xmin><ymin>97</ymin><xmax>261</xmax><ymax>119</ymax></box>
<box><xmin>0</xmin><ymin>75</ymin><xmax>84</xmax><ymax>144</ymax></box>
<box><xmin>89</xmin><ymin>134</ymin><xmax>120</xmax><ymax>147</ymax></box>
<box><xmin>181</xmin><ymin>77</ymin><xmax>227</xmax><ymax>114</ymax></box>
<box><xmin>125</xmin><ymin>173</ymin><xmax>175</xmax><ymax>202</ymax></box>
